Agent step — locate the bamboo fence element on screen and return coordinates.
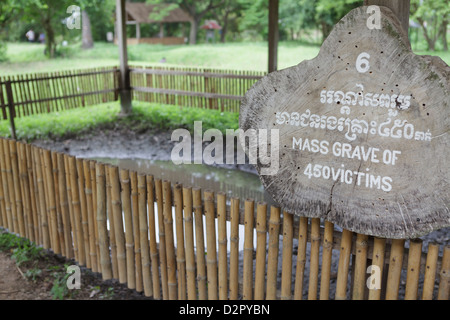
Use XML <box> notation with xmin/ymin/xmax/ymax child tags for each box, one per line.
<box><xmin>0</xmin><ymin>136</ymin><xmax>449</xmax><ymax>300</ymax></box>
<box><xmin>0</xmin><ymin>67</ymin><xmax>120</xmax><ymax>120</ymax></box>
<box><xmin>129</xmin><ymin>66</ymin><xmax>265</xmax><ymax>113</ymax></box>
<box><xmin>0</xmin><ymin>66</ymin><xmax>264</xmax><ymax>123</ymax></box>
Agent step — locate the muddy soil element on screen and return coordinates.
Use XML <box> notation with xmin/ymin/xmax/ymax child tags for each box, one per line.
<box><xmin>0</xmin><ymin>231</ymin><xmax>152</xmax><ymax>300</ymax></box>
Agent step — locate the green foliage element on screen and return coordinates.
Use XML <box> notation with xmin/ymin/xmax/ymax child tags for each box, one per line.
<box><xmin>125</xmin><ymin>102</ymin><xmax>240</xmax><ymax>135</ymax></box>
<box><xmin>0</xmin><ymin>230</ymin><xmax>43</xmax><ymax>280</ymax></box>
<box><xmin>0</xmin><ymin>103</ymin><xmax>120</xmax><ymax>141</ymax></box>
<box><xmin>411</xmin><ymin>0</ymin><xmax>449</xmax><ymax>51</ymax></box>
<box><xmin>0</xmin><ymin>101</ymin><xmax>240</xmax><ymax>142</ymax></box>
<box><xmin>0</xmin><ymin>41</ymin><xmax>7</xmax><ymax>62</ymax></box>
<box><xmin>49</xmin><ymin>264</ymin><xmax>75</xmax><ymax>300</ymax></box>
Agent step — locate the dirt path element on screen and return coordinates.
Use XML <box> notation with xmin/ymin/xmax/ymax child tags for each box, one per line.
<box><xmin>0</xmin><ymin>251</ymin><xmax>51</xmax><ymax>300</ymax></box>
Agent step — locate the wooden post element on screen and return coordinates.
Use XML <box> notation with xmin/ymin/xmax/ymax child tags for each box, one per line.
<box><xmin>293</xmin><ymin>217</ymin><xmax>308</xmax><ymax>300</ymax></box>
<box><xmin>422</xmin><ymin>243</ymin><xmax>439</xmax><ymax>300</ymax></box>
<box><xmin>243</xmin><ymin>199</ymin><xmax>254</xmax><ymax>300</ymax></box>
<box><xmin>96</xmin><ymin>163</ymin><xmax>113</xmax><ymax>280</ymax></box>
<box><xmin>268</xmin><ymin>0</ymin><xmax>279</xmax><ymax>73</ymax></box>
<box><xmin>229</xmin><ymin>198</ymin><xmax>240</xmax><ymax>300</ymax></box>
<box><xmin>254</xmin><ymin>202</ymin><xmax>267</xmax><ymax>300</ymax></box>
<box><xmin>280</xmin><ymin>211</ymin><xmax>293</xmax><ymax>300</ymax></box>
<box><xmin>136</xmin><ymin>23</ymin><xmax>141</xmax><ymax>41</ymax></box>
<box><xmin>363</xmin><ymin>0</ymin><xmax>411</xmax><ymax>37</ymax></box>
<box><xmin>5</xmin><ymin>81</ymin><xmax>16</xmax><ymax>140</ymax></box>
<box><xmin>266</xmin><ymin>206</ymin><xmax>281</xmax><ymax>300</ymax></box>
<box><xmin>116</xmin><ymin>0</ymin><xmax>132</xmax><ymax>114</ymax></box>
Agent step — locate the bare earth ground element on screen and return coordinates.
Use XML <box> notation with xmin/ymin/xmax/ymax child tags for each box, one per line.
<box><xmin>0</xmin><ymin>237</ymin><xmax>152</xmax><ymax>300</ymax></box>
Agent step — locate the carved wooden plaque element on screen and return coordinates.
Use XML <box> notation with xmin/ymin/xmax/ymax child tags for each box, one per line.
<box><xmin>240</xmin><ymin>6</ymin><xmax>450</xmax><ymax>239</ymax></box>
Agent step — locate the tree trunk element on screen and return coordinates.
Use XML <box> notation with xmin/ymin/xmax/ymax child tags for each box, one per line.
<box><xmin>43</xmin><ymin>19</ymin><xmax>55</xmax><ymax>58</ymax></box>
<box><xmin>220</xmin><ymin>19</ymin><xmax>228</xmax><ymax>43</ymax></box>
<box><xmin>189</xmin><ymin>19</ymin><xmax>199</xmax><ymax>45</ymax></box>
<box><xmin>82</xmin><ymin>10</ymin><xmax>94</xmax><ymax>49</ymax></box>
<box><xmin>441</xmin><ymin>20</ymin><xmax>448</xmax><ymax>52</ymax></box>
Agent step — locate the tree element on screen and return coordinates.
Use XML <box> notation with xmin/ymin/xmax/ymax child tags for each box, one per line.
<box><xmin>21</xmin><ymin>0</ymin><xmax>72</xmax><ymax>58</ymax></box>
<box><xmin>146</xmin><ymin>0</ymin><xmax>226</xmax><ymax>44</ymax></box>
<box><xmin>0</xmin><ymin>0</ymin><xmax>26</xmax><ymax>61</ymax></box>
<box><xmin>211</xmin><ymin>0</ymin><xmax>244</xmax><ymax>43</ymax></box>
<box><xmin>411</xmin><ymin>0</ymin><xmax>450</xmax><ymax>51</ymax></box>
<box><xmin>237</xmin><ymin>0</ymin><xmax>268</xmax><ymax>40</ymax></box>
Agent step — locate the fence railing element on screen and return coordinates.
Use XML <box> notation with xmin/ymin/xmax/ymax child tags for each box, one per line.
<box><xmin>0</xmin><ymin>67</ymin><xmax>120</xmax><ymax>121</ymax></box>
<box><xmin>130</xmin><ymin>66</ymin><xmax>265</xmax><ymax>113</ymax></box>
<box><xmin>0</xmin><ymin>136</ymin><xmax>448</xmax><ymax>300</ymax></box>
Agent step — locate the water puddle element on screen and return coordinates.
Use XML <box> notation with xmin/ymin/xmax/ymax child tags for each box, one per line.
<box><xmin>95</xmin><ymin>158</ymin><xmax>272</xmax><ymax>205</ymax></box>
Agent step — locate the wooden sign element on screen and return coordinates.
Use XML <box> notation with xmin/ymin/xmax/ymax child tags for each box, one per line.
<box><xmin>240</xmin><ymin>6</ymin><xmax>450</xmax><ymax>239</ymax></box>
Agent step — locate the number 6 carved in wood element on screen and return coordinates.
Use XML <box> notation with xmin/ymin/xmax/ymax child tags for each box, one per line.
<box><xmin>356</xmin><ymin>52</ymin><xmax>371</xmax><ymax>73</ymax></box>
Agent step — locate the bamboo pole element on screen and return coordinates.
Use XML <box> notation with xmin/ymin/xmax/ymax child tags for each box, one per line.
<box><xmin>105</xmin><ymin>166</ymin><xmax>118</xmax><ymax>279</ymax></box>
<box><xmin>319</xmin><ymin>221</ymin><xmax>334</xmax><ymax>300</ymax></box>
<box><xmin>280</xmin><ymin>211</ymin><xmax>293</xmax><ymax>300</ymax></box>
<box><xmin>404</xmin><ymin>239</ymin><xmax>423</xmax><ymax>300</ymax></box>
<box><xmin>193</xmin><ymin>187</ymin><xmax>207</xmax><ymax>300</ymax></box>
<box><xmin>52</xmin><ymin>152</ymin><xmax>65</xmax><ymax>256</ymax></box>
<box><xmin>0</xmin><ymin>149</ymin><xmax>5</xmax><ymax>228</ymax></box>
<box><xmin>34</xmin><ymin>147</ymin><xmax>49</xmax><ymax>248</ymax></box>
<box><xmin>137</xmin><ymin>174</ymin><xmax>152</xmax><ymax>297</ymax></box>
<box><xmin>76</xmin><ymin>158</ymin><xmax>90</xmax><ymax>268</ymax></box>
<box><xmin>109</xmin><ymin>165</ymin><xmax>127</xmax><ymax>284</ymax></box>
<box><xmin>83</xmin><ymin>160</ymin><xmax>97</xmax><ymax>272</ymax></box>
<box><xmin>120</xmin><ymin>169</ymin><xmax>136</xmax><ymax>289</ymax></box>
<box><xmin>205</xmin><ymin>190</ymin><xmax>218</xmax><ymax>300</ymax></box>
<box><xmin>438</xmin><ymin>245</ymin><xmax>450</xmax><ymax>300</ymax></box>
<box><xmin>26</xmin><ymin>144</ymin><xmax>39</xmax><ymax>243</ymax></box>
<box><xmin>0</xmin><ymin>139</ymin><xmax>13</xmax><ymax>232</ymax></box>
<box><xmin>162</xmin><ymin>180</ymin><xmax>177</xmax><ymax>300</ymax></box>
<box><xmin>96</xmin><ymin>163</ymin><xmax>112</xmax><ymax>280</ymax></box>
<box><xmin>243</xmin><ymin>199</ymin><xmax>254</xmax><ymax>300</ymax></box>
<box><xmin>147</xmin><ymin>175</ymin><xmax>160</xmax><ymax>299</ymax></box>
<box><xmin>266</xmin><ymin>206</ymin><xmax>281</xmax><ymax>300</ymax></box>
<box><xmin>293</xmin><ymin>217</ymin><xmax>308</xmax><ymax>300</ymax></box>
<box><xmin>308</xmin><ymin>218</ymin><xmax>321</xmax><ymax>300</ymax></box>
<box><xmin>174</xmin><ymin>184</ymin><xmax>187</xmax><ymax>300</ymax></box>
<box><xmin>64</xmin><ymin>154</ymin><xmax>77</xmax><ymax>260</ymax></box>
<box><xmin>90</xmin><ymin>161</ymin><xmax>101</xmax><ymax>271</ymax></box>
<box><xmin>217</xmin><ymin>192</ymin><xmax>228</xmax><ymax>300</ymax></box>
<box><xmin>130</xmin><ymin>171</ymin><xmax>143</xmax><ymax>293</ymax></box>
<box><xmin>9</xmin><ymin>140</ymin><xmax>25</xmax><ymax>237</ymax></box>
<box><xmin>229</xmin><ymin>197</ymin><xmax>240</xmax><ymax>300</ymax></box>
<box><xmin>3</xmin><ymin>139</ymin><xmax>17</xmax><ymax>234</ymax></box>
<box><xmin>385</xmin><ymin>239</ymin><xmax>406</xmax><ymax>300</ymax></box>
<box><xmin>422</xmin><ymin>243</ymin><xmax>439</xmax><ymax>300</ymax></box>
<box><xmin>18</xmin><ymin>143</ymin><xmax>33</xmax><ymax>242</ymax></box>
<box><xmin>68</xmin><ymin>156</ymin><xmax>85</xmax><ymax>265</ymax></box>
<box><xmin>183</xmin><ymin>186</ymin><xmax>196</xmax><ymax>300</ymax></box>
<box><xmin>40</xmin><ymin>149</ymin><xmax>54</xmax><ymax>249</ymax></box>
<box><xmin>56</xmin><ymin>153</ymin><xmax>73</xmax><ymax>258</ymax></box>
<box><xmin>254</xmin><ymin>202</ymin><xmax>267</xmax><ymax>300</ymax></box>
<box><xmin>42</xmin><ymin>150</ymin><xmax>61</xmax><ymax>254</ymax></box>
<box><xmin>368</xmin><ymin>237</ymin><xmax>386</xmax><ymax>300</ymax></box>
<box><xmin>352</xmin><ymin>233</ymin><xmax>369</xmax><ymax>300</ymax></box>
<box><xmin>155</xmin><ymin>179</ymin><xmax>169</xmax><ymax>300</ymax></box>
<box><xmin>335</xmin><ymin>229</ymin><xmax>353</xmax><ymax>300</ymax></box>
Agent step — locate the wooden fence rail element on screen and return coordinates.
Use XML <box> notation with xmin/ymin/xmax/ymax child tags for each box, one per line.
<box><xmin>129</xmin><ymin>66</ymin><xmax>265</xmax><ymax>113</ymax></box>
<box><xmin>0</xmin><ymin>136</ymin><xmax>448</xmax><ymax>300</ymax></box>
<box><xmin>0</xmin><ymin>67</ymin><xmax>120</xmax><ymax>121</ymax></box>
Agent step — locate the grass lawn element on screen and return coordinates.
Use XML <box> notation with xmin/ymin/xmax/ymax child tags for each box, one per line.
<box><xmin>1</xmin><ymin>41</ymin><xmax>449</xmax><ymax>76</ymax></box>
<box><xmin>0</xmin><ymin>41</ymin><xmax>322</xmax><ymax>75</ymax></box>
<box><xmin>0</xmin><ymin>101</ymin><xmax>240</xmax><ymax>142</ymax></box>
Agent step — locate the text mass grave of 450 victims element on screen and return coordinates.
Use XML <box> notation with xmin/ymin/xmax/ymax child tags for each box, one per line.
<box><xmin>239</xmin><ymin>6</ymin><xmax>450</xmax><ymax>239</ymax></box>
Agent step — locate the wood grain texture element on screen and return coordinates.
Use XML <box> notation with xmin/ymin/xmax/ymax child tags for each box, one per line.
<box><xmin>239</xmin><ymin>6</ymin><xmax>450</xmax><ymax>239</ymax></box>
